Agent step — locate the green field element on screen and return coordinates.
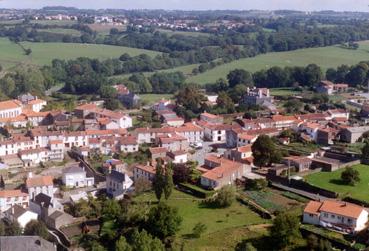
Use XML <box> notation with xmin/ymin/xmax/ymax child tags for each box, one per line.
<box><xmin>139</xmin><ymin>94</ymin><xmax>173</xmax><ymax>105</ymax></box>
<box><xmin>0</xmin><ymin>38</ymin><xmax>159</xmax><ymax>69</ymax></box>
<box><xmin>269</xmin><ymin>87</ymin><xmax>302</xmax><ymax>96</ymax></box>
<box><xmin>39</xmin><ymin>28</ymin><xmax>82</xmax><ymax>36</ymax></box>
<box><xmin>306</xmin><ymin>164</ymin><xmax>369</xmax><ymax>202</ymax></box>
<box><xmin>135</xmin><ymin>189</ymin><xmax>267</xmax><ymax>250</ymax></box>
<box><xmin>156</xmin><ymin>29</ymin><xmax>211</xmax><ymax>37</ymax></box>
<box><xmin>30</xmin><ymin>20</ymin><xmax>78</xmax><ymax>25</ymax></box>
<box><xmin>187</xmin><ymin>41</ymin><xmax>369</xmax><ymax>85</ymax></box>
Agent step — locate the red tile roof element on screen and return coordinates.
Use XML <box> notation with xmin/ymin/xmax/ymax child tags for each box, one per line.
<box><xmin>0</xmin><ymin>189</ymin><xmax>28</xmax><ymax>198</ymax></box>
<box><xmin>26</xmin><ymin>176</ymin><xmax>53</xmax><ymax>187</ymax></box>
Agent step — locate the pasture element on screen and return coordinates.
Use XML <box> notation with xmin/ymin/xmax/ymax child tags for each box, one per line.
<box><xmin>187</xmin><ymin>41</ymin><xmax>369</xmax><ymax>85</ymax></box>
<box><xmin>0</xmin><ymin>38</ymin><xmax>160</xmax><ymax>69</ymax></box>
<box><xmin>306</xmin><ymin>164</ymin><xmax>369</xmax><ymax>202</ymax></box>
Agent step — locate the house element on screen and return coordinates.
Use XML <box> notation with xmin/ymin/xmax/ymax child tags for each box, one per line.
<box><xmin>316</xmin><ymin>81</ymin><xmax>348</xmax><ymax>95</ymax></box>
<box><xmin>299</xmin><ymin>122</ymin><xmax>321</xmax><ymax>142</ymax></box>
<box><xmin>119</xmin><ymin>136</ymin><xmax>139</xmax><ymax>153</ymax></box>
<box><xmin>133</xmin><ymin>164</ymin><xmax>156</xmax><ymax>182</ymax></box>
<box><xmin>316</xmin><ymin>127</ymin><xmax>339</xmax><ymax>145</ymax></box>
<box><xmin>62</xmin><ymin>164</ymin><xmax>94</xmax><ymax>188</ymax></box>
<box><xmin>0</xmin><ymin>190</ymin><xmax>29</xmax><ymax>212</ymax></box>
<box><xmin>157</xmin><ymin>133</ymin><xmax>189</xmax><ymax>152</ymax></box>
<box><xmin>201</xmin><ymin>123</ymin><xmax>234</xmax><ymax>143</ymax></box>
<box><xmin>0</xmin><ymin>236</ymin><xmax>56</xmax><ymax>251</ymax></box>
<box><xmin>106</xmin><ymin>170</ymin><xmax>133</xmax><ymax>199</ymax></box>
<box><xmin>4</xmin><ymin>205</ymin><xmax>38</xmax><ymax>228</ymax></box>
<box><xmin>243</xmin><ymin>88</ymin><xmax>273</xmax><ymax>106</ymax></box>
<box><xmin>149</xmin><ymin>147</ymin><xmax>167</xmax><ymax>160</ymax></box>
<box><xmin>26</xmin><ymin>174</ymin><xmax>54</xmax><ymax>201</ymax></box>
<box><xmin>200</xmin><ymin>112</ymin><xmax>223</xmax><ymax>124</ymax></box>
<box><xmin>114</xmin><ymin>85</ymin><xmax>140</xmax><ymax>108</ymax></box>
<box><xmin>0</xmin><ymin>100</ymin><xmax>23</xmax><ymax>119</ymax></box>
<box><xmin>200</xmin><ymin>155</ymin><xmax>251</xmax><ymax>190</ymax></box>
<box><xmin>327</xmin><ymin>109</ymin><xmax>350</xmax><ymax>120</ymax></box>
<box><xmin>303</xmin><ymin>200</ymin><xmax>368</xmax><ymax>233</ymax></box>
<box><xmin>339</xmin><ymin>126</ymin><xmax>369</xmax><ymax>143</ymax></box>
<box><xmin>225</xmin><ymin>145</ymin><xmax>253</xmax><ymax>163</ymax></box>
<box><xmin>167</xmin><ymin>150</ymin><xmax>188</xmax><ymax>164</ymax></box>
<box><xmin>45</xmin><ymin>210</ymin><xmax>74</xmax><ymax>229</ymax></box>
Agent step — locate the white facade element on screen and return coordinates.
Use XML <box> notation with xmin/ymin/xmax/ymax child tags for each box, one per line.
<box><xmin>0</xmin><ymin>100</ymin><xmax>22</xmax><ymax>119</ymax></box>
<box><xmin>62</xmin><ymin>168</ymin><xmax>94</xmax><ymax>188</ymax></box>
<box><xmin>0</xmin><ymin>191</ymin><xmax>29</xmax><ymax>213</ymax></box>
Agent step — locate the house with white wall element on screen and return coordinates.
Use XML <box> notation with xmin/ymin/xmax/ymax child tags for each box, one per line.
<box><xmin>26</xmin><ymin>174</ymin><xmax>54</xmax><ymax>202</ymax></box>
<box><xmin>303</xmin><ymin>200</ymin><xmax>369</xmax><ymax>233</ymax></box>
<box><xmin>0</xmin><ymin>190</ymin><xmax>29</xmax><ymax>213</ymax></box>
<box><xmin>4</xmin><ymin>205</ymin><xmax>38</xmax><ymax>228</ymax></box>
<box><xmin>62</xmin><ymin>165</ymin><xmax>94</xmax><ymax>188</ymax></box>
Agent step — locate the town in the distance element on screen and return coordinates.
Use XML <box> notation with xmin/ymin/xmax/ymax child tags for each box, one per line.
<box><xmin>1</xmin><ymin>4</ymin><xmax>369</xmax><ymax>251</ymax></box>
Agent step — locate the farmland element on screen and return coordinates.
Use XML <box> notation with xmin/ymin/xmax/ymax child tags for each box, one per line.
<box><xmin>306</xmin><ymin>164</ymin><xmax>369</xmax><ymax>202</ymax></box>
<box><xmin>0</xmin><ymin>38</ymin><xmax>159</xmax><ymax>69</ymax></box>
<box><xmin>187</xmin><ymin>41</ymin><xmax>369</xmax><ymax>85</ymax></box>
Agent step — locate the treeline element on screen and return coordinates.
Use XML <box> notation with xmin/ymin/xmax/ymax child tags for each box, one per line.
<box><xmin>205</xmin><ymin>61</ymin><xmax>369</xmax><ymax>93</ymax></box>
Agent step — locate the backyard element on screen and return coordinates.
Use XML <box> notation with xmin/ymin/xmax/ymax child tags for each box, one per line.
<box><xmin>306</xmin><ymin>164</ymin><xmax>369</xmax><ymax>202</ymax></box>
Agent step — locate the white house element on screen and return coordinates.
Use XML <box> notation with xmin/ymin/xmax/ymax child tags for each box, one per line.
<box><xmin>167</xmin><ymin>150</ymin><xmax>188</xmax><ymax>164</ymax></box>
<box><xmin>19</xmin><ymin>148</ymin><xmax>49</xmax><ymax>167</ymax></box>
<box><xmin>119</xmin><ymin>136</ymin><xmax>139</xmax><ymax>153</ymax></box>
<box><xmin>26</xmin><ymin>174</ymin><xmax>54</xmax><ymax>201</ymax></box>
<box><xmin>4</xmin><ymin>205</ymin><xmax>38</xmax><ymax>228</ymax></box>
<box><xmin>0</xmin><ymin>100</ymin><xmax>23</xmax><ymax>119</ymax></box>
<box><xmin>62</xmin><ymin>165</ymin><xmax>94</xmax><ymax>188</ymax></box>
<box><xmin>106</xmin><ymin>170</ymin><xmax>133</xmax><ymax>199</ymax></box>
<box><xmin>0</xmin><ymin>190</ymin><xmax>29</xmax><ymax>213</ymax></box>
<box><xmin>27</xmin><ymin>99</ymin><xmax>47</xmax><ymax>112</ymax></box>
<box><xmin>303</xmin><ymin>200</ymin><xmax>369</xmax><ymax>233</ymax></box>
<box><xmin>299</xmin><ymin>122</ymin><xmax>321</xmax><ymax>142</ymax></box>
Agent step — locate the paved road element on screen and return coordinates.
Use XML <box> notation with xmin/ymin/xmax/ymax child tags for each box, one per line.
<box><xmin>189</xmin><ymin>141</ymin><xmax>213</xmax><ymax>165</ymax></box>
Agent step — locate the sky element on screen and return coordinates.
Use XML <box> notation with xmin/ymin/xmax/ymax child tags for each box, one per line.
<box><xmin>0</xmin><ymin>0</ymin><xmax>368</xmax><ymax>12</ymax></box>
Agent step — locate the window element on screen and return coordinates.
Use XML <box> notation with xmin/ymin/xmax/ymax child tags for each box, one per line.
<box><xmin>331</xmin><ymin>215</ymin><xmax>335</xmax><ymax>219</ymax></box>
<box><xmin>324</xmin><ymin>213</ymin><xmax>328</xmax><ymax>217</ymax></box>
<box><xmin>309</xmin><ymin>214</ymin><xmax>314</xmax><ymax>217</ymax></box>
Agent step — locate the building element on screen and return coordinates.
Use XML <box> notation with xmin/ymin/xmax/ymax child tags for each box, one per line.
<box><xmin>0</xmin><ymin>100</ymin><xmax>22</xmax><ymax>119</ymax></box>
<box><xmin>200</xmin><ymin>155</ymin><xmax>251</xmax><ymax>190</ymax></box>
<box><xmin>243</xmin><ymin>88</ymin><xmax>272</xmax><ymax>106</ymax></box>
<box><xmin>225</xmin><ymin>145</ymin><xmax>253</xmax><ymax>163</ymax></box>
<box><xmin>303</xmin><ymin>200</ymin><xmax>368</xmax><ymax>233</ymax></box>
<box><xmin>339</xmin><ymin>126</ymin><xmax>369</xmax><ymax>143</ymax></box>
<box><xmin>106</xmin><ymin>170</ymin><xmax>133</xmax><ymax>199</ymax></box>
<box><xmin>283</xmin><ymin>156</ymin><xmax>312</xmax><ymax>172</ymax></box>
<box><xmin>4</xmin><ymin>205</ymin><xmax>38</xmax><ymax>228</ymax></box>
<box><xmin>119</xmin><ymin>136</ymin><xmax>139</xmax><ymax>153</ymax></box>
<box><xmin>0</xmin><ymin>190</ymin><xmax>29</xmax><ymax>212</ymax></box>
<box><xmin>114</xmin><ymin>85</ymin><xmax>141</xmax><ymax>108</ymax></box>
<box><xmin>0</xmin><ymin>236</ymin><xmax>56</xmax><ymax>251</ymax></box>
<box><xmin>316</xmin><ymin>81</ymin><xmax>348</xmax><ymax>95</ymax></box>
<box><xmin>45</xmin><ymin>210</ymin><xmax>74</xmax><ymax>229</ymax></box>
<box><xmin>62</xmin><ymin>164</ymin><xmax>94</xmax><ymax>188</ymax></box>
<box><xmin>133</xmin><ymin>164</ymin><xmax>156</xmax><ymax>182</ymax></box>
<box><xmin>167</xmin><ymin>150</ymin><xmax>188</xmax><ymax>164</ymax></box>
<box><xmin>26</xmin><ymin>174</ymin><xmax>54</xmax><ymax>201</ymax></box>
<box><xmin>200</xmin><ymin>112</ymin><xmax>223</xmax><ymax>124</ymax></box>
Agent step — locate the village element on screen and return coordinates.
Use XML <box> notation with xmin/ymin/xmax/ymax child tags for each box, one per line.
<box><xmin>1</xmin><ymin>77</ymin><xmax>369</xmax><ymax>250</ymax></box>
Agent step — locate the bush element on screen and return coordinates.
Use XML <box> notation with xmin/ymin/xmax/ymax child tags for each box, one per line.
<box><xmin>341</xmin><ymin>167</ymin><xmax>360</xmax><ymax>186</ymax></box>
<box><xmin>246</xmin><ymin>179</ymin><xmax>268</xmax><ymax>191</ymax></box>
<box><xmin>203</xmin><ymin>185</ymin><xmax>236</xmax><ymax>208</ymax></box>
<box><xmin>192</xmin><ymin>222</ymin><xmax>207</xmax><ymax>238</ymax></box>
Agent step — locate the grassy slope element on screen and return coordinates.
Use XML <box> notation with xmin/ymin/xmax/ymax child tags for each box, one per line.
<box><xmin>39</xmin><ymin>28</ymin><xmax>82</xmax><ymax>36</ymax></box>
<box><xmin>306</xmin><ymin>164</ymin><xmax>369</xmax><ymax>202</ymax></box>
<box><xmin>188</xmin><ymin>41</ymin><xmax>369</xmax><ymax>85</ymax></box>
<box><xmin>139</xmin><ymin>94</ymin><xmax>173</xmax><ymax>105</ymax></box>
<box><xmin>0</xmin><ymin>37</ymin><xmax>159</xmax><ymax>69</ymax></box>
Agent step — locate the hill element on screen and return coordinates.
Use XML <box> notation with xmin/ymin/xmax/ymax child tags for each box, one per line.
<box><xmin>0</xmin><ymin>38</ymin><xmax>160</xmax><ymax>69</ymax></box>
<box><xmin>187</xmin><ymin>40</ymin><xmax>369</xmax><ymax>85</ymax></box>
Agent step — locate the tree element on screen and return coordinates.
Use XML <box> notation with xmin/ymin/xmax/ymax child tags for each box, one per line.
<box><xmin>227</xmin><ymin>69</ymin><xmax>253</xmax><ymax>88</ymax></box>
<box><xmin>303</xmin><ymin>64</ymin><xmax>323</xmax><ymax>87</ymax></box>
<box><xmin>153</xmin><ymin>161</ymin><xmax>165</xmax><ymax>201</ymax></box>
<box><xmin>163</xmin><ymin>164</ymin><xmax>174</xmax><ymax>200</ymax></box>
<box><xmin>146</xmin><ymin>202</ymin><xmax>182</xmax><ymax>239</ymax></box>
<box><xmin>362</xmin><ymin>141</ymin><xmax>369</xmax><ymax>162</ymax></box>
<box><xmin>101</xmin><ymin>199</ymin><xmax>121</xmax><ymax>221</ymax></box>
<box><xmin>175</xmin><ymin>84</ymin><xmax>206</xmax><ymax>115</ymax></box>
<box><xmin>252</xmin><ymin>135</ymin><xmax>281</xmax><ymax>167</ymax></box>
<box><xmin>0</xmin><ymin>175</ymin><xmax>4</xmax><ymax>190</ymax></box>
<box><xmin>99</xmin><ymin>85</ymin><xmax>117</xmax><ymax>99</ymax></box>
<box><xmin>284</xmin><ymin>99</ymin><xmax>303</xmax><ymax>114</ymax></box>
<box><xmin>215</xmin><ymin>91</ymin><xmax>235</xmax><ymax>113</ymax></box>
<box><xmin>214</xmin><ymin>185</ymin><xmax>236</xmax><ymax>208</ymax></box>
<box><xmin>24</xmin><ymin>220</ymin><xmax>48</xmax><ymax>239</ymax></box>
<box><xmin>5</xmin><ymin>221</ymin><xmax>21</xmax><ymax>236</ymax></box>
<box><xmin>192</xmin><ymin>222</ymin><xmax>207</xmax><ymax>238</ymax></box>
<box><xmin>104</xmin><ymin>99</ymin><xmax>120</xmax><ymax>110</ymax></box>
<box><xmin>115</xmin><ymin>236</ymin><xmax>132</xmax><ymax>251</ymax></box>
<box><xmin>341</xmin><ymin>167</ymin><xmax>360</xmax><ymax>186</ymax></box>
<box><xmin>130</xmin><ymin>229</ymin><xmax>164</xmax><ymax>251</ymax></box>
<box><xmin>134</xmin><ymin>177</ymin><xmax>152</xmax><ymax>195</ymax></box>
<box><xmin>270</xmin><ymin>212</ymin><xmax>301</xmax><ymax>249</ymax></box>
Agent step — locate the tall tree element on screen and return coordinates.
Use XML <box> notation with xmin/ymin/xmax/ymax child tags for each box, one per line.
<box><xmin>163</xmin><ymin>164</ymin><xmax>174</xmax><ymax>200</ymax></box>
<box><xmin>23</xmin><ymin>220</ymin><xmax>48</xmax><ymax>239</ymax></box>
<box><xmin>153</xmin><ymin>161</ymin><xmax>165</xmax><ymax>201</ymax></box>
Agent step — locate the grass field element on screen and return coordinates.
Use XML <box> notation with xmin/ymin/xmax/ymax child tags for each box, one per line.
<box><xmin>187</xmin><ymin>41</ymin><xmax>369</xmax><ymax>85</ymax></box>
<box><xmin>156</xmin><ymin>29</ymin><xmax>210</xmax><ymax>37</ymax></box>
<box><xmin>135</xmin><ymin>189</ymin><xmax>267</xmax><ymax>250</ymax></box>
<box><xmin>0</xmin><ymin>38</ymin><xmax>159</xmax><ymax>69</ymax></box>
<box><xmin>39</xmin><ymin>28</ymin><xmax>82</xmax><ymax>36</ymax></box>
<box><xmin>139</xmin><ymin>94</ymin><xmax>173</xmax><ymax>105</ymax></box>
<box><xmin>269</xmin><ymin>87</ymin><xmax>302</xmax><ymax>96</ymax></box>
<box><xmin>306</xmin><ymin>164</ymin><xmax>369</xmax><ymax>202</ymax></box>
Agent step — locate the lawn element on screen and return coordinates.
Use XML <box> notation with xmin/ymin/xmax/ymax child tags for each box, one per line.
<box><xmin>135</xmin><ymin>189</ymin><xmax>267</xmax><ymax>249</ymax></box>
<box><xmin>139</xmin><ymin>94</ymin><xmax>173</xmax><ymax>105</ymax></box>
<box><xmin>187</xmin><ymin>40</ymin><xmax>369</xmax><ymax>85</ymax></box>
<box><xmin>38</xmin><ymin>28</ymin><xmax>82</xmax><ymax>36</ymax></box>
<box><xmin>270</xmin><ymin>87</ymin><xmax>302</xmax><ymax>96</ymax></box>
<box><xmin>306</xmin><ymin>164</ymin><xmax>369</xmax><ymax>202</ymax></box>
<box><xmin>156</xmin><ymin>29</ymin><xmax>211</xmax><ymax>37</ymax></box>
<box><xmin>0</xmin><ymin>37</ymin><xmax>160</xmax><ymax>69</ymax></box>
